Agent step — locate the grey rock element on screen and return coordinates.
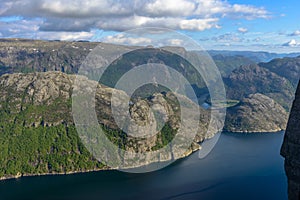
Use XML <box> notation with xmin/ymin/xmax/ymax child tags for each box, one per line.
<box><xmin>281</xmin><ymin>80</ymin><xmax>300</xmax><ymax>200</ymax></box>
<box><xmin>225</xmin><ymin>93</ymin><xmax>288</xmax><ymax>132</ymax></box>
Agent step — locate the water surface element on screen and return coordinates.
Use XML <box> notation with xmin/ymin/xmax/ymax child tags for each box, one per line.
<box><xmin>0</xmin><ymin>132</ymin><xmax>287</xmax><ymax>200</ymax></box>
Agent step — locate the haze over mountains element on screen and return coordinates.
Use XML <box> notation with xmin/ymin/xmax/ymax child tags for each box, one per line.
<box><xmin>209</xmin><ymin>50</ymin><xmax>300</xmax><ymax>63</ymax></box>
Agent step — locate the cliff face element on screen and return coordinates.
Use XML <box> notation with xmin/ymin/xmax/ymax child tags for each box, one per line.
<box><xmin>225</xmin><ymin>64</ymin><xmax>295</xmax><ymax>110</ymax></box>
<box><xmin>281</xmin><ymin>80</ymin><xmax>300</xmax><ymax>200</ymax></box>
<box><xmin>0</xmin><ymin>71</ymin><xmax>217</xmax><ymax>178</ymax></box>
<box><xmin>225</xmin><ymin>93</ymin><xmax>288</xmax><ymax>132</ymax></box>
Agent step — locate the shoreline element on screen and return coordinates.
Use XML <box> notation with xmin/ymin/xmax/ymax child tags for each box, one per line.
<box><xmin>0</xmin><ymin>145</ymin><xmax>201</xmax><ymax>182</ymax></box>
<box><xmin>223</xmin><ymin>129</ymin><xmax>285</xmax><ymax>134</ymax></box>
<box><xmin>0</xmin><ymin>130</ymin><xmax>284</xmax><ymax>181</ymax></box>
<box><xmin>0</xmin><ymin>167</ymin><xmax>113</xmax><ymax>182</ymax></box>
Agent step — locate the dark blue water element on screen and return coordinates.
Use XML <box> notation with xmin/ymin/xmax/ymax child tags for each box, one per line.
<box><xmin>0</xmin><ymin>132</ymin><xmax>287</xmax><ymax>200</ymax></box>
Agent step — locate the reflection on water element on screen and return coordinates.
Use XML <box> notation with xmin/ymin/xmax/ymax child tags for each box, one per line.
<box><xmin>0</xmin><ymin>132</ymin><xmax>287</xmax><ymax>200</ymax></box>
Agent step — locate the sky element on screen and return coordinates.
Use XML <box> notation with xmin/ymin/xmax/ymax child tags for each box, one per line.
<box><xmin>0</xmin><ymin>0</ymin><xmax>300</xmax><ymax>53</ymax></box>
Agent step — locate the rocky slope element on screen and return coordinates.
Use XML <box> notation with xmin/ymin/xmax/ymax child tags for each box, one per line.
<box><xmin>281</xmin><ymin>81</ymin><xmax>300</xmax><ymax>200</ymax></box>
<box><xmin>212</xmin><ymin>54</ymin><xmax>255</xmax><ymax>76</ymax></box>
<box><xmin>0</xmin><ymin>38</ymin><xmax>97</xmax><ymax>75</ymax></box>
<box><xmin>1</xmin><ymin>38</ymin><xmax>298</xmax><ymax>111</ymax></box>
<box><xmin>259</xmin><ymin>56</ymin><xmax>300</xmax><ymax>87</ymax></box>
<box><xmin>225</xmin><ymin>93</ymin><xmax>289</xmax><ymax>132</ymax></box>
<box><xmin>224</xmin><ymin>64</ymin><xmax>295</xmax><ymax>110</ymax></box>
<box><xmin>0</xmin><ymin>71</ymin><xmax>218</xmax><ymax>179</ymax></box>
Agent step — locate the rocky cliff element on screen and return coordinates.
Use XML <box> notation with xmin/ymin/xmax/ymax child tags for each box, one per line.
<box><xmin>225</xmin><ymin>93</ymin><xmax>288</xmax><ymax>132</ymax></box>
<box><xmin>224</xmin><ymin>64</ymin><xmax>295</xmax><ymax>110</ymax></box>
<box><xmin>281</xmin><ymin>80</ymin><xmax>300</xmax><ymax>200</ymax></box>
<box><xmin>0</xmin><ymin>71</ymin><xmax>218</xmax><ymax>178</ymax></box>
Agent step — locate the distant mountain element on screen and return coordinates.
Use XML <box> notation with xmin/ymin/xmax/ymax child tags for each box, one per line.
<box><xmin>211</xmin><ymin>54</ymin><xmax>255</xmax><ymax>76</ymax></box>
<box><xmin>224</xmin><ymin>64</ymin><xmax>295</xmax><ymax>110</ymax></box>
<box><xmin>208</xmin><ymin>50</ymin><xmax>300</xmax><ymax>63</ymax></box>
<box><xmin>0</xmin><ymin>39</ymin><xmax>207</xmax><ymax>92</ymax></box>
<box><xmin>259</xmin><ymin>56</ymin><xmax>300</xmax><ymax>87</ymax></box>
<box><xmin>0</xmin><ymin>38</ymin><xmax>98</xmax><ymax>75</ymax></box>
<box><xmin>225</xmin><ymin>93</ymin><xmax>288</xmax><ymax>132</ymax></box>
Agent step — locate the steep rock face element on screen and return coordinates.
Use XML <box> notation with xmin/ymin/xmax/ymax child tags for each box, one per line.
<box><xmin>0</xmin><ymin>71</ymin><xmax>218</xmax><ymax>178</ymax></box>
<box><xmin>225</xmin><ymin>93</ymin><xmax>288</xmax><ymax>132</ymax></box>
<box><xmin>281</xmin><ymin>81</ymin><xmax>300</xmax><ymax>200</ymax></box>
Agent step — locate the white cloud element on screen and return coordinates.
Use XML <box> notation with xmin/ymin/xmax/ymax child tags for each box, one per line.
<box><xmin>193</xmin><ymin>1</ymin><xmax>270</xmax><ymax>19</ymax></box>
<box><xmin>231</xmin><ymin>4</ymin><xmax>269</xmax><ymax>20</ymax></box>
<box><xmin>142</xmin><ymin>0</ymin><xmax>196</xmax><ymax>17</ymax></box>
<box><xmin>238</xmin><ymin>27</ymin><xmax>248</xmax><ymax>33</ymax></box>
<box><xmin>282</xmin><ymin>39</ymin><xmax>300</xmax><ymax>47</ymax></box>
<box><xmin>32</xmin><ymin>31</ymin><xmax>95</xmax><ymax>41</ymax></box>
<box><xmin>167</xmin><ymin>39</ymin><xmax>183</xmax><ymax>46</ymax></box>
<box><xmin>103</xmin><ymin>34</ymin><xmax>152</xmax><ymax>46</ymax></box>
<box><xmin>103</xmin><ymin>33</ymin><xmax>189</xmax><ymax>47</ymax></box>
<box><xmin>0</xmin><ymin>0</ymin><xmax>271</xmax><ymax>34</ymax></box>
<box><xmin>212</xmin><ymin>33</ymin><xmax>242</xmax><ymax>43</ymax></box>
<box><xmin>288</xmin><ymin>30</ymin><xmax>300</xmax><ymax>37</ymax></box>
<box><xmin>178</xmin><ymin>18</ymin><xmax>219</xmax><ymax>31</ymax></box>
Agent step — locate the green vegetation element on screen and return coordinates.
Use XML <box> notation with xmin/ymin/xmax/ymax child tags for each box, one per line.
<box><xmin>0</xmin><ymin>76</ymin><xmax>181</xmax><ymax>178</ymax></box>
<box><xmin>212</xmin><ymin>54</ymin><xmax>254</xmax><ymax>77</ymax></box>
<box><xmin>100</xmin><ymin>48</ymin><xmax>206</xmax><ymax>89</ymax></box>
<box><xmin>151</xmin><ymin>123</ymin><xmax>177</xmax><ymax>151</ymax></box>
<box><xmin>0</xmin><ymin>123</ymin><xmax>104</xmax><ymax>178</ymax></box>
<box><xmin>211</xmin><ymin>100</ymin><xmax>240</xmax><ymax>108</ymax></box>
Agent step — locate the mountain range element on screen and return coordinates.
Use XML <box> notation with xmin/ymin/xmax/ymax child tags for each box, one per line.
<box><xmin>0</xmin><ymin>38</ymin><xmax>299</xmax><ymax>179</ymax></box>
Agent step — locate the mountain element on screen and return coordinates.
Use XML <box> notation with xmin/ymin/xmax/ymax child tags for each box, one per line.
<box><xmin>259</xmin><ymin>56</ymin><xmax>300</xmax><ymax>87</ymax></box>
<box><xmin>224</xmin><ymin>64</ymin><xmax>295</xmax><ymax>110</ymax></box>
<box><xmin>208</xmin><ymin>50</ymin><xmax>300</xmax><ymax>63</ymax></box>
<box><xmin>0</xmin><ymin>39</ymin><xmax>208</xmax><ymax>96</ymax></box>
<box><xmin>0</xmin><ymin>71</ymin><xmax>216</xmax><ymax>179</ymax></box>
<box><xmin>0</xmin><ymin>38</ymin><xmax>298</xmax><ymax>179</ymax></box>
<box><xmin>211</xmin><ymin>54</ymin><xmax>255</xmax><ymax>76</ymax></box>
<box><xmin>225</xmin><ymin>93</ymin><xmax>288</xmax><ymax>132</ymax></box>
<box><xmin>281</xmin><ymin>81</ymin><xmax>300</xmax><ymax>200</ymax></box>
<box><xmin>0</xmin><ymin>38</ymin><xmax>98</xmax><ymax>75</ymax></box>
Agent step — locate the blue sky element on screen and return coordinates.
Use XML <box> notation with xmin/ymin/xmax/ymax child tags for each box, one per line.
<box><xmin>0</xmin><ymin>0</ymin><xmax>299</xmax><ymax>52</ymax></box>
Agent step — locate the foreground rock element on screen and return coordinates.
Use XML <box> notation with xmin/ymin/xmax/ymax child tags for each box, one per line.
<box><xmin>281</xmin><ymin>81</ymin><xmax>300</xmax><ymax>200</ymax></box>
<box><xmin>225</xmin><ymin>93</ymin><xmax>288</xmax><ymax>132</ymax></box>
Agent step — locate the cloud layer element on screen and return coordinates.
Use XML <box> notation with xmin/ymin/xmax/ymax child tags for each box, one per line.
<box><xmin>0</xmin><ymin>0</ymin><xmax>270</xmax><ymax>35</ymax></box>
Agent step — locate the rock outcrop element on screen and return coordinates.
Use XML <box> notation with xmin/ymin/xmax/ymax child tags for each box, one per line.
<box><xmin>281</xmin><ymin>80</ymin><xmax>300</xmax><ymax>200</ymax></box>
<box><xmin>0</xmin><ymin>71</ymin><xmax>218</xmax><ymax>178</ymax></box>
<box><xmin>224</xmin><ymin>64</ymin><xmax>295</xmax><ymax>110</ymax></box>
<box><xmin>259</xmin><ymin>56</ymin><xmax>300</xmax><ymax>87</ymax></box>
<box><xmin>225</xmin><ymin>93</ymin><xmax>289</xmax><ymax>132</ymax></box>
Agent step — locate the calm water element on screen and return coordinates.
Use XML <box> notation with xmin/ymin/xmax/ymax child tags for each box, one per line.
<box><xmin>0</xmin><ymin>132</ymin><xmax>287</xmax><ymax>200</ymax></box>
